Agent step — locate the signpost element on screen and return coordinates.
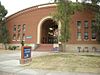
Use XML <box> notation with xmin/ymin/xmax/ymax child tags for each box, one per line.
<box><xmin>20</xmin><ymin>46</ymin><xmax>32</xmax><ymax>64</ymax></box>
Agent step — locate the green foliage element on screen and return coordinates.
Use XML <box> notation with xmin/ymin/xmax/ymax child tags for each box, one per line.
<box><xmin>21</xmin><ymin>40</ymin><xmax>24</xmax><ymax>46</ymax></box>
<box><xmin>53</xmin><ymin>0</ymin><xmax>83</xmax><ymax>43</ymax></box>
<box><xmin>1</xmin><ymin>20</ymin><xmax>9</xmax><ymax>43</ymax></box>
<box><xmin>0</xmin><ymin>1</ymin><xmax>8</xmax><ymax>49</ymax></box>
<box><xmin>0</xmin><ymin>2</ymin><xmax>7</xmax><ymax>20</ymax></box>
<box><xmin>8</xmin><ymin>46</ymin><xmax>19</xmax><ymax>50</ymax></box>
<box><xmin>8</xmin><ymin>46</ymin><xmax>14</xmax><ymax>50</ymax></box>
<box><xmin>53</xmin><ymin>0</ymin><xmax>83</xmax><ymax>51</ymax></box>
<box><xmin>54</xmin><ymin>1</ymin><xmax>69</xmax><ymax>42</ymax></box>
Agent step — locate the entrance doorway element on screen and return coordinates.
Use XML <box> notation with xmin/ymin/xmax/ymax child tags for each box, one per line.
<box><xmin>41</xmin><ymin>18</ymin><xmax>58</xmax><ymax>44</ymax></box>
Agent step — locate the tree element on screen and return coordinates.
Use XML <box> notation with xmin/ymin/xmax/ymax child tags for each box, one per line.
<box><xmin>1</xmin><ymin>19</ymin><xmax>9</xmax><ymax>49</ymax></box>
<box><xmin>0</xmin><ymin>1</ymin><xmax>9</xmax><ymax>49</ymax></box>
<box><xmin>0</xmin><ymin>2</ymin><xmax>7</xmax><ymax>20</ymax></box>
<box><xmin>53</xmin><ymin>0</ymin><xmax>83</xmax><ymax>51</ymax></box>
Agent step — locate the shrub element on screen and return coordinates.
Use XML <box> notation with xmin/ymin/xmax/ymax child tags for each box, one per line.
<box><xmin>8</xmin><ymin>46</ymin><xmax>19</xmax><ymax>50</ymax></box>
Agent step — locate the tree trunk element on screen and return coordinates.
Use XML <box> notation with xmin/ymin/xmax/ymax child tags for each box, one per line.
<box><xmin>4</xmin><ymin>43</ymin><xmax>7</xmax><ymax>50</ymax></box>
<box><xmin>76</xmin><ymin>0</ymin><xmax>78</xmax><ymax>2</ymax></box>
<box><xmin>60</xmin><ymin>43</ymin><xmax>66</xmax><ymax>52</ymax></box>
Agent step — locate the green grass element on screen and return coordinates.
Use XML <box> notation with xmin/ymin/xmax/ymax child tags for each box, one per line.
<box><xmin>25</xmin><ymin>53</ymin><xmax>100</xmax><ymax>73</ymax></box>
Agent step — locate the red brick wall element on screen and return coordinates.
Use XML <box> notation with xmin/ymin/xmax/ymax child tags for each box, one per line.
<box><xmin>6</xmin><ymin>4</ymin><xmax>97</xmax><ymax>44</ymax></box>
<box><xmin>69</xmin><ymin>9</ymin><xmax>97</xmax><ymax>44</ymax></box>
<box><xmin>7</xmin><ymin>4</ymin><xmax>56</xmax><ymax>44</ymax></box>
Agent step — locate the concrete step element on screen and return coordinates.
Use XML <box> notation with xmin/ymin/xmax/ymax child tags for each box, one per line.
<box><xmin>35</xmin><ymin>44</ymin><xmax>53</xmax><ymax>51</ymax></box>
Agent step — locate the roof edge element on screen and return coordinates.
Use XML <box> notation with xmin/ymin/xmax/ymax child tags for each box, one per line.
<box><xmin>6</xmin><ymin>3</ymin><xmax>56</xmax><ymax>21</ymax></box>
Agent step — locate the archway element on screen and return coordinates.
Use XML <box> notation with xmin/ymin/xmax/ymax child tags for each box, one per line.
<box><xmin>37</xmin><ymin>16</ymin><xmax>61</xmax><ymax>44</ymax></box>
<box><xmin>41</xmin><ymin>18</ymin><xmax>58</xmax><ymax>44</ymax></box>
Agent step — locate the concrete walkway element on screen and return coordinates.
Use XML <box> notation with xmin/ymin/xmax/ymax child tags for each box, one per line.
<box><xmin>0</xmin><ymin>50</ymin><xmax>100</xmax><ymax>75</ymax></box>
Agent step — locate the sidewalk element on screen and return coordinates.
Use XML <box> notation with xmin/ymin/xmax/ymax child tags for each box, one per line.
<box><xmin>0</xmin><ymin>50</ymin><xmax>100</xmax><ymax>75</ymax></box>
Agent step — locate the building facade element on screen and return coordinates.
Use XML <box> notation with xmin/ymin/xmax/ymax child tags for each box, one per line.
<box><xmin>6</xmin><ymin>3</ymin><xmax>100</xmax><ymax>52</ymax></box>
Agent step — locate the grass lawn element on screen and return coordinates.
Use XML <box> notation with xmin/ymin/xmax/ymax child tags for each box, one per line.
<box><xmin>25</xmin><ymin>53</ymin><xmax>100</xmax><ymax>73</ymax></box>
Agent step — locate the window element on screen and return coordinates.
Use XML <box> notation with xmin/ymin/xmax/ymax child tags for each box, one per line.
<box><xmin>92</xmin><ymin>32</ymin><xmax>96</xmax><ymax>40</ymax></box>
<box><xmin>84</xmin><ymin>21</ymin><xmax>88</xmax><ymax>29</ymax></box>
<box><xmin>91</xmin><ymin>20</ymin><xmax>95</xmax><ymax>27</ymax></box>
<box><xmin>13</xmin><ymin>25</ymin><xmax>16</xmax><ymax>32</ymax></box>
<box><xmin>22</xmin><ymin>24</ymin><xmax>26</xmax><ymax>31</ymax></box>
<box><xmin>77</xmin><ymin>32</ymin><xmax>81</xmax><ymax>40</ymax></box>
<box><xmin>18</xmin><ymin>25</ymin><xmax>21</xmax><ymax>32</ymax></box>
<box><xmin>91</xmin><ymin>20</ymin><xmax>96</xmax><ymax>40</ymax></box>
<box><xmin>77</xmin><ymin>21</ymin><xmax>81</xmax><ymax>29</ymax></box>
<box><xmin>13</xmin><ymin>34</ymin><xmax>16</xmax><ymax>40</ymax></box>
<box><xmin>84</xmin><ymin>32</ymin><xmax>88</xmax><ymax>40</ymax></box>
<box><xmin>91</xmin><ymin>20</ymin><xmax>96</xmax><ymax>31</ymax></box>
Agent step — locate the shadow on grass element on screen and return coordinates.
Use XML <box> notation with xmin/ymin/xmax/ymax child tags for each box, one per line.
<box><xmin>81</xmin><ymin>55</ymin><xmax>100</xmax><ymax>58</ymax></box>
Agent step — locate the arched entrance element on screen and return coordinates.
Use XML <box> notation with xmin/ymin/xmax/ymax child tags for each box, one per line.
<box><xmin>37</xmin><ymin>16</ymin><xmax>61</xmax><ymax>44</ymax></box>
<box><xmin>41</xmin><ymin>18</ymin><xmax>58</xmax><ymax>44</ymax></box>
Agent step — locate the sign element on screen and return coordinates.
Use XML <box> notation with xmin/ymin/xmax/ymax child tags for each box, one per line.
<box><xmin>20</xmin><ymin>46</ymin><xmax>32</xmax><ymax>64</ymax></box>
<box><xmin>24</xmin><ymin>47</ymin><xmax>31</xmax><ymax>59</ymax></box>
<box><xmin>26</xmin><ymin>36</ymin><xmax>32</xmax><ymax>39</ymax></box>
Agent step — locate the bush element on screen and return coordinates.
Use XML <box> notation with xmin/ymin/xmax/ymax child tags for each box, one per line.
<box><xmin>8</xmin><ymin>46</ymin><xmax>13</xmax><ymax>50</ymax></box>
<box><xmin>8</xmin><ymin>46</ymin><xmax>19</xmax><ymax>50</ymax></box>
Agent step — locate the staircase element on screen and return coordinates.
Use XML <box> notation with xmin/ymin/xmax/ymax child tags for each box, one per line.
<box><xmin>35</xmin><ymin>44</ymin><xmax>53</xmax><ymax>51</ymax></box>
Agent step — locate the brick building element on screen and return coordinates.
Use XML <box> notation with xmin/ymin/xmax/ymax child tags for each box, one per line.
<box><xmin>6</xmin><ymin>3</ymin><xmax>100</xmax><ymax>52</ymax></box>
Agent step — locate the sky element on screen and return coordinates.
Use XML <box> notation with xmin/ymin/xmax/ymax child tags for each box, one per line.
<box><xmin>0</xmin><ymin>0</ymin><xmax>78</xmax><ymax>17</ymax></box>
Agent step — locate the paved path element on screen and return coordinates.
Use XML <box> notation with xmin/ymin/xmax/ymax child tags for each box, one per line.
<box><xmin>0</xmin><ymin>50</ymin><xmax>100</xmax><ymax>75</ymax></box>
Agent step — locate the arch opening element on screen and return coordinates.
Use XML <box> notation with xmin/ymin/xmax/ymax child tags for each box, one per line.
<box><xmin>41</xmin><ymin>18</ymin><xmax>58</xmax><ymax>44</ymax></box>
